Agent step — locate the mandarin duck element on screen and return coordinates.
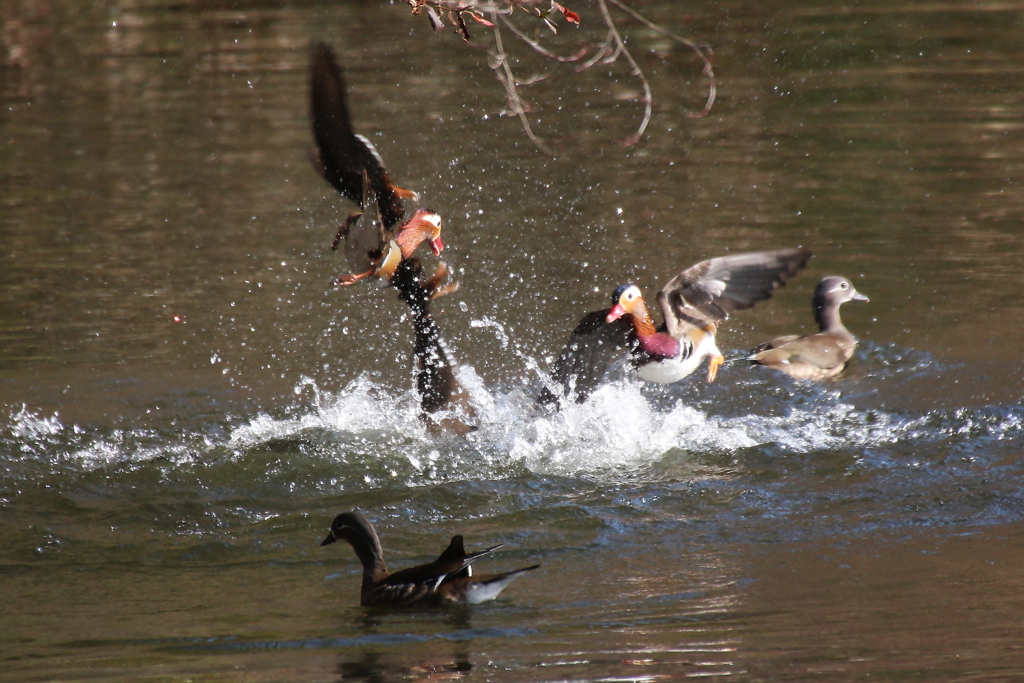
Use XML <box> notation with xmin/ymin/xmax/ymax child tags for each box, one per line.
<box><xmin>321</xmin><ymin>511</ymin><xmax>539</xmax><ymax>607</ymax></box>
<box><xmin>309</xmin><ymin>42</ymin><xmax>469</xmax><ymax>433</ymax></box>
<box><xmin>541</xmin><ymin>247</ymin><xmax>812</xmax><ymax>404</ymax></box>
<box><xmin>309</xmin><ymin>42</ymin><xmax>443</xmax><ymax>284</ymax></box>
<box><xmin>744</xmin><ymin>275</ymin><xmax>868</xmax><ymax>380</ymax></box>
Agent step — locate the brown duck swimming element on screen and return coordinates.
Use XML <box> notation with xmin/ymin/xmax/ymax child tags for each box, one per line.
<box><xmin>321</xmin><ymin>511</ymin><xmax>539</xmax><ymax>606</ymax></box>
<box><xmin>541</xmin><ymin>247</ymin><xmax>812</xmax><ymax>405</ymax></box>
<box><xmin>744</xmin><ymin>275</ymin><xmax>868</xmax><ymax>380</ymax></box>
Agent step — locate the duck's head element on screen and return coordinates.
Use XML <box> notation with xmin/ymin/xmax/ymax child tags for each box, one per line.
<box><xmin>321</xmin><ymin>511</ymin><xmax>388</xmax><ymax>584</ymax></box>
<box><xmin>606</xmin><ymin>284</ymin><xmax>644</xmax><ymax>323</ymax></box>
<box><xmin>322</xmin><ymin>511</ymin><xmax>362</xmax><ymax>547</ymax></box>
<box><xmin>396</xmin><ymin>209</ymin><xmax>444</xmax><ymax>258</ymax></box>
<box><xmin>320</xmin><ymin>510</ymin><xmax>382</xmax><ymax>553</ymax></box>
<box><xmin>815</xmin><ymin>276</ymin><xmax>869</xmax><ymax>307</ymax></box>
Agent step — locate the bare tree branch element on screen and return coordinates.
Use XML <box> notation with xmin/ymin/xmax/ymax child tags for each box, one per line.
<box><xmin>604</xmin><ymin>0</ymin><xmax>716</xmax><ymax>117</ymax></box>
<box><xmin>488</xmin><ymin>8</ymin><xmax>559</xmax><ymax>156</ymax></box>
<box><xmin>499</xmin><ymin>12</ymin><xmax>589</xmax><ymax>62</ymax></box>
<box><xmin>596</xmin><ymin>0</ymin><xmax>650</xmax><ymax>146</ymax></box>
<box><xmin>403</xmin><ymin>0</ymin><xmax>716</xmax><ymax>150</ymax></box>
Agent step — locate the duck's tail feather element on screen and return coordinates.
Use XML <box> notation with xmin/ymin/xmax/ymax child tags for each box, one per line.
<box><xmin>462</xmin><ymin>564</ymin><xmax>541</xmax><ymax>604</ymax></box>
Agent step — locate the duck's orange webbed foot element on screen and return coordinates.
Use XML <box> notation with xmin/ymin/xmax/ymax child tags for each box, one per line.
<box><xmin>430</xmin><ymin>282</ymin><xmax>460</xmax><ymax>301</ymax></box>
<box><xmin>389</xmin><ymin>183</ymin><xmax>420</xmax><ymax>202</ymax></box>
<box><xmin>333</xmin><ymin>268</ymin><xmax>373</xmax><ymax>286</ymax></box>
<box><xmin>706</xmin><ymin>354</ymin><xmax>725</xmax><ymax>383</ymax></box>
<box><xmin>424</xmin><ymin>263</ymin><xmax>459</xmax><ymax>301</ymax></box>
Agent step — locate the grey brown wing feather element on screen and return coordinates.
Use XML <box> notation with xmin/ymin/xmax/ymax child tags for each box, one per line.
<box><xmin>748</xmin><ymin>334</ymin><xmax>802</xmax><ymax>355</ymax></box>
<box><xmin>753</xmin><ymin>335</ymin><xmax>850</xmax><ymax>371</ymax></box>
<box><xmin>540</xmin><ymin>310</ymin><xmax>636</xmax><ymax>405</ymax></box>
<box><xmin>370</xmin><ymin>541</ymin><xmax>502</xmax><ymax>605</ymax></box>
<box><xmin>658</xmin><ymin>247</ymin><xmax>812</xmax><ymax>337</ymax></box>
<box><xmin>372</xmin><ymin>563</ymin><xmax>458</xmax><ymax>606</ymax></box>
<box><xmin>371</xmin><ymin>580</ymin><xmax>438</xmax><ymax>606</ymax></box>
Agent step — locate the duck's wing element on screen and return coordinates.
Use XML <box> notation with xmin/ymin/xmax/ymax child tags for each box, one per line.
<box><xmin>657</xmin><ymin>247</ymin><xmax>812</xmax><ymax>338</ymax></box>
<box><xmin>337</xmin><ymin>174</ymin><xmax>389</xmax><ymax>270</ymax></box>
<box><xmin>539</xmin><ymin>310</ymin><xmax>636</xmax><ymax>406</ymax></box>
<box><xmin>309</xmin><ymin>42</ymin><xmax>407</xmax><ymax>230</ymax></box>
<box><xmin>371</xmin><ymin>538</ymin><xmax>503</xmax><ymax>605</ymax></box>
<box><xmin>752</xmin><ymin>333</ymin><xmax>851</xmax><ymax>371</ymax></box>
<box><xmin>747</xmin><ymin>334</ymin><xmax>802</xmax><ymax>355</ymax></box>
<box><xmin>433</xmin><ymin>535</ymin><xmax>504</xmax><ymax>580</ymax></box>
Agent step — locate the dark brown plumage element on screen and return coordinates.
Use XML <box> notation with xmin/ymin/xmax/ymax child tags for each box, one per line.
<box><xmin>320</xmin><ymin>511</ymin><xmax>539</xmax><ymax>606</ymax></box>
<box><xmin>393</xmin><ymin>260</ymin><xmax>477</xmax><ymax>436</ymax></box>
<box><xmin>310</xmin><ymin>42</ymin><xmax>415</xmax><ymax>232</ymax></box>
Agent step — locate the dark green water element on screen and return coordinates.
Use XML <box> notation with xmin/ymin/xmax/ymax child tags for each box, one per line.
<box><xmin>3</xmin><ymin>1</ymin><xmax>1024</xmax><ymax>681</ymax></box>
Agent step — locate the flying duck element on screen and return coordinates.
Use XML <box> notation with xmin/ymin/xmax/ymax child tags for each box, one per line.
<box><xmin>541</xmin><ymin>247</ymin><xmax>812</xmax><ymax>404</ymax></box>
<box><xmin>744</xmin><ymin>275</ymin><xmax>868</xmax><ymax>380</ymax></box>
<box><xmin>309</xmin><ymin>42</ymin><xmax>443</xmax><ymax>284</ymax></box>
<box><xmin>309</xmin><ymin>41</ymin><xmax>418</xmax><ymax>233</ymax></box>
<box><xmin>321</xmin><ymin>511</ymin><xmax>539</xmax><ymax>606</ymax></box>
<box><xmin>308</xmin><ymin>42</ymin><xmax>471</xmax><ymax>433</ymax></box>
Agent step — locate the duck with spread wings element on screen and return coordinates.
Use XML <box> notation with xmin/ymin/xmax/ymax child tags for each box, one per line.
<box><xmin>309</xmin><ymin>42</ymin><xmax>473</xmax><ymax>434</ymax></box>
<box><xmin>309</xmin><ymin>41</ymin><xmax>443</xmax><ymax>284</ymax></box>
<box><xmin>541</xmin><ymin>247</ymin><xmax>813</xmax><ymax>405</ymax></box>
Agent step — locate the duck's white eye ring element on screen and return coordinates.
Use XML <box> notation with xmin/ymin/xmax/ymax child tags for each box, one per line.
<box><xmin>840</xmin><ymin>282</ymin><xmax>849</xmax><ymax>289</ymax></box>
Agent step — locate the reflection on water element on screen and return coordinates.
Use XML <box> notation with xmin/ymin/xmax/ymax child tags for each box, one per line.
<box><xmin>335</xmin><ymin>609</ymin><xmax>474</xmax><ymax>682</ymax></box>
<box><xmin>3</xmin><ymin>0</ymin><xmax>1024</xmax><ymax>681</ymax></box>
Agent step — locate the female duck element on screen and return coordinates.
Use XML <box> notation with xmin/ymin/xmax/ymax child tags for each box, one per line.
<box><xmin>745</xmin><ymin>275</ymin><xmax>868</xmax><ymax>380</ymax></box>
<box><xmin>320</xmin><ymin>511</ymin><xmax>539</xmax><ymax>607</ymax></box>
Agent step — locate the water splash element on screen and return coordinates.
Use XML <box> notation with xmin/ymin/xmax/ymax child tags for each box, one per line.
<box><xmin>3</xmin><ymin>348</ymin><xmax>1023</xmax><ymax>494</ymax></box>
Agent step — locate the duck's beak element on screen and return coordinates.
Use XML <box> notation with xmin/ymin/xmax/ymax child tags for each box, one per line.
<box><xmin>606</xmin><ymin>304</ymin><xmax>626</xmax><ymax>323</ymax></box>
<box><xmin>320</xmin><ymin>532</ymin><xmax>337</xmax><ymax>547</ymax></box>
<box><xmin>429</xmin><ymin>236</ymin><xmax>444</xmax><ymax>256</ymax></box>
<box><xmin>853</xmin><ymin>291</ymin><xmax>869</xmax><ymax>302</ymax></box>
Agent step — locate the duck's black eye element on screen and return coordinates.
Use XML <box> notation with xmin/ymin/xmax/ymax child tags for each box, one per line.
<box><xmin>840</xmin><ymin>282</ymin><xmax>849</xmax><ymax>289</ymax></box>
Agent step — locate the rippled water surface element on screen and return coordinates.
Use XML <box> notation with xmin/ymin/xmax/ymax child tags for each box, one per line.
<box><xmin>3</xmin><ymin>1</ymin><xmax>1024</xmax><ymax>681</ymax></box>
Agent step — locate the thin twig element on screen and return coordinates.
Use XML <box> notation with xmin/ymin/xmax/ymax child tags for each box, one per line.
<box><xmin>605</xmin><ymin>0</ymin><xmax>716</xmax><ymax>117</ymax></box>
<box><xmin>498</xmin><ymin>12</ymin><xmax>589</xmax><ymax>62</ymax></box>
<box><xmin>597</xmin><ymin>0</ymin><xmax>651</xmax><ymax>146</ymax></box>
<box><xmin>409</xmin><ymin>0</ymin><xmax>549</xmax><ymax>18</ymax></box>
<box><xmin>489</xmin><ymin>8</ymin><xmax>559</xmax><ymax>155</ymax></box>
<box><xmin>516</xmin><ymin>72</ymin><xmax>550</xmax><ymax>86</ymax></box>
<box><xmin>406</xmin><ymin>0</ymin><xmax>714</xmax><ymax>148</ymax></box>
<box><xmin>577</xmin><ymin>30</ymin><xmax>615</xmax><ymax>71</ymax></box>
